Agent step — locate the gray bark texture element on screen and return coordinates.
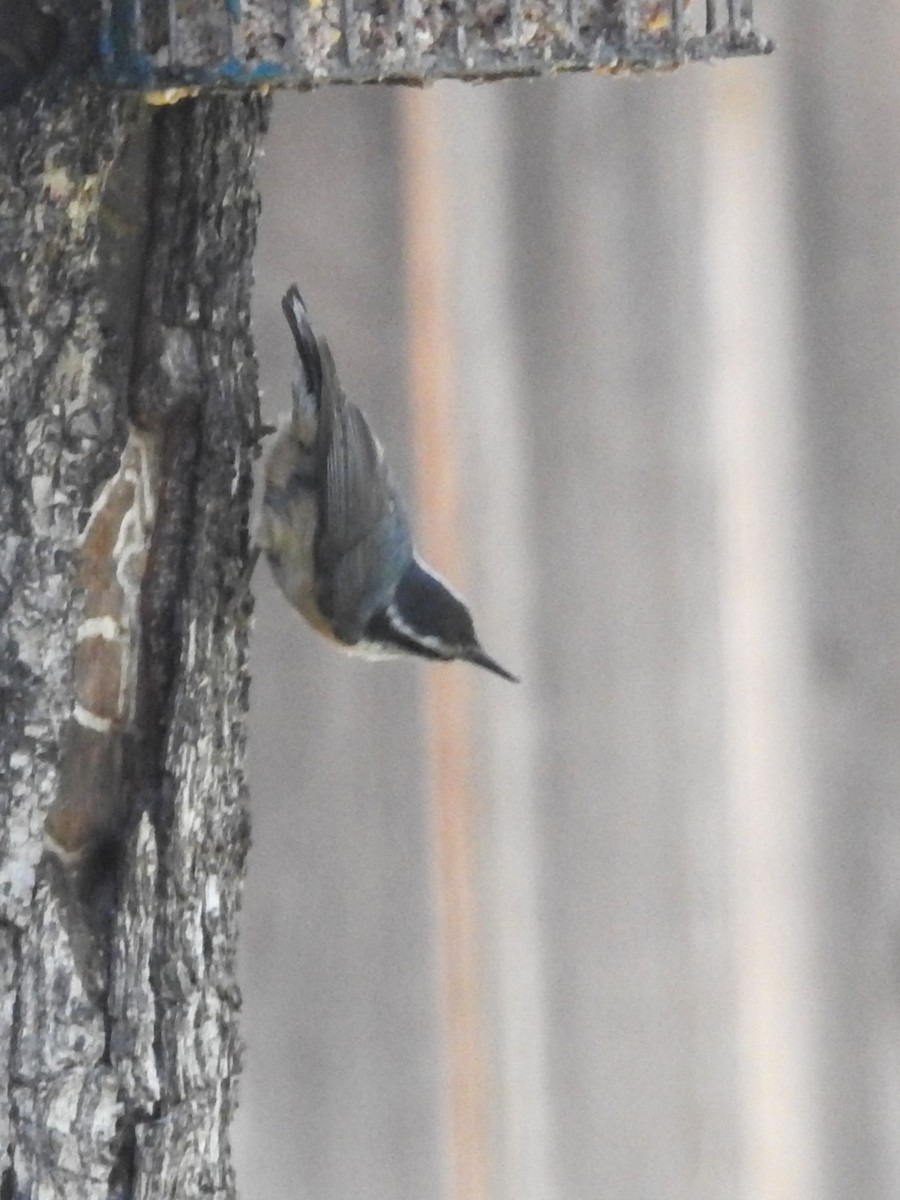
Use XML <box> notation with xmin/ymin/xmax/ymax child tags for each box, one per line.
<box><xmin>98</xmin><ymin>0</ymin><xmax>772</xmax><ymax>87</ymax></box>
<box><xmin>0</xmin><ymin>11</ymin><xmax>270</xmax><ymax>1197</ymax></box>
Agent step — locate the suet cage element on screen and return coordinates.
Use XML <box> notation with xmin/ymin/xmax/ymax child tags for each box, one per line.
<box><xmin>101</xmin><ymin>0</ymin><xmax>772</xmax><ymax>89</ymax></box>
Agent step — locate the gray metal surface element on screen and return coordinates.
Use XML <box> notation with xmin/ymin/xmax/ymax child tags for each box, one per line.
<box><xmin>237</xmin><ymin>2</ymin><xmax>900</xmax><ymax>1195</ymax></box>
<box><xmin>236</xmin><ymin>89</ymin><xmax>444</xmax><ymax>1200</ymax></box>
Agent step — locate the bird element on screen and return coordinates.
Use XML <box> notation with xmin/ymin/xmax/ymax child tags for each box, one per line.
<box><xmin>253</xmin><ymin>286</ymin><xmax>518</xmax><ymax>683</ymax></box>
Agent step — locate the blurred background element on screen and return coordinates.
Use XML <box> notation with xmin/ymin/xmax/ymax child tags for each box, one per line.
<box><xmin>233</xmin><ymin>3</ymin><xmax>900</xmax><ymax>1197</ymax></box>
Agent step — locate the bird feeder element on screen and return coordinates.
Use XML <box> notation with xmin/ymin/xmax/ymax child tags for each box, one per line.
<box><xmin>101</xmin><ymin>0</ymin><xmax>772</xmax><ymax>89</ymax></box>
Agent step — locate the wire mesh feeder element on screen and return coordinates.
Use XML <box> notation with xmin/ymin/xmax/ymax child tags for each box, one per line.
<box><xmin>100</xmin><ymin>0</ymin><xmax>772</xmax><ymax>89</ymax></box>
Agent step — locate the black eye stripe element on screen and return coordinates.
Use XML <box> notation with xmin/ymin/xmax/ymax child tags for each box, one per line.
<box><xmin>363</xmin><ymin>610</ymin><xmax>447</xmax><ymax>662</ymax></box>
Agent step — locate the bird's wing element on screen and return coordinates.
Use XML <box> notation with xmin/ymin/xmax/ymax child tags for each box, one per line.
<box><xmin>314</xmin><ymin>340</ymin><xmax>411</xmax><ymax>641</ymax></box>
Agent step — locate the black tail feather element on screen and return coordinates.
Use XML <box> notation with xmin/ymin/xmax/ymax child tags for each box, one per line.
<box><xmin>282</xmin><ymin>285</ymin><xmax>323</xmax><ymax>403</ymax></box>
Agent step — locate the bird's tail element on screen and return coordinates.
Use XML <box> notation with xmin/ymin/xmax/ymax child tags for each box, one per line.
<box><xmin>282</xmin><ymin>285</ymin><xmax>324</xmax><ymax>421</ymax></box>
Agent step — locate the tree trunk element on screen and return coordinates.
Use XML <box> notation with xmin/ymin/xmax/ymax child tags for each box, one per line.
<box><xmin>0</xmin><ymin>39</ymin><xmax>270</xmax><ymax>1199</ymax></box>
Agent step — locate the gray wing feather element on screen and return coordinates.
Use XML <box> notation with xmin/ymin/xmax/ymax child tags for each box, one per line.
<box><xmin>314</xmin><ymin>340</ymin><xmax>412</xmax><ymax>641</ymax></box>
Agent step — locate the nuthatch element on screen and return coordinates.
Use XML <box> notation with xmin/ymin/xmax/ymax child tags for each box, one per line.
<box><xmin>254</xmin><ymin>286</ymin><xmax>517</xmax><ymax>683</ymax></box>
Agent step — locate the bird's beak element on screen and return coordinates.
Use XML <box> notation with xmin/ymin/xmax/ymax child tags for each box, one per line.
<box><xmin>465</xmin><ymin>644</ymin><xmax>520</xmax><ymax>683</ymax></box>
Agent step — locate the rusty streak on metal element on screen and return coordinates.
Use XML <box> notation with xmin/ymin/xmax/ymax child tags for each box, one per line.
<box><xmin>400</xmin><ymin>87</ymin><xmax>489</xmax><ymax>1200</ymax></box>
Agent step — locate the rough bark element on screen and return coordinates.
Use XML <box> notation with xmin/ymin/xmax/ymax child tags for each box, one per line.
<box><xmin>99</xmin><ymin>0</ymin><xmax>772</xmax><ymax>87</ymax></box>
<box><xmin>0</xmin><ymin>32</ymin><xmax>270</xmax><ymax>1200</ymax></box>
